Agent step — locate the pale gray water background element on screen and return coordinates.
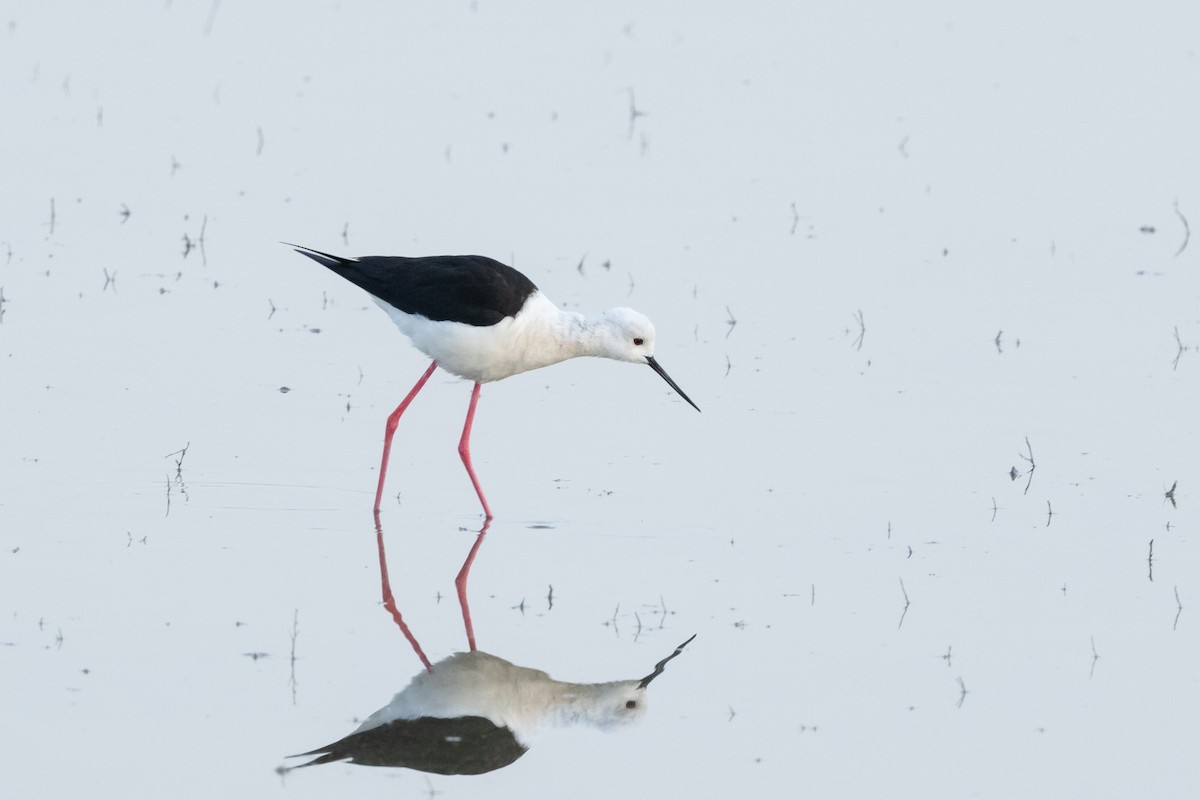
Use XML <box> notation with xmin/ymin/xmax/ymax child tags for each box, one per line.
<box><xmin>2</xmin><ymin>1</ymin><xmax>1198</xmax><ymax>797</ymax></box>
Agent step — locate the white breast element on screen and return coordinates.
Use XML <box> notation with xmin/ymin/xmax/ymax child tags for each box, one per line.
<box><xmin>377</xmin><ymin>292</ymin><xmax>586</xmax><ymax>383</ymax></box>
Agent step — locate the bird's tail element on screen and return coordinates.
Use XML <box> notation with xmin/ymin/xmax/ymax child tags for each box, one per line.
<box><xmin>283</xmin><ymin>242</ymin><xmax>353</xmax><ymax>269</ymax></box>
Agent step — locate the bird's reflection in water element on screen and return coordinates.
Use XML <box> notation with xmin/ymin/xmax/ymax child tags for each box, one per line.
<box><xmin>287</xmin><ymin>514</ymin><xmax>694</xmax><ymax>776</ymax></box>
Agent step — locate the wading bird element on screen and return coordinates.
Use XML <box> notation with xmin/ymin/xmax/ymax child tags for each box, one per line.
<box><xmin>290</xmin><ymin>245</ymin><xmax>699</xmax><ymax>517</ymax></box>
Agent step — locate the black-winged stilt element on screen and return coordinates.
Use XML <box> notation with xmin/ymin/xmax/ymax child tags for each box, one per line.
<box><xmin>290</xmin><ymin>244</ymin><xmax>699</xmax><ymax>517</ymax></box>
<box><xmin>288</xmin><ymin>635</ymin><xmax>696</xmax><ymax>774</ymax></box>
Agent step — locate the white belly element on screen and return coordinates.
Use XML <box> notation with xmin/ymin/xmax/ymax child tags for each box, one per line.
<box><xmin>377</xmin><ymin>292</ymin><xmax>583</xmax><ymax>383</ymax></box>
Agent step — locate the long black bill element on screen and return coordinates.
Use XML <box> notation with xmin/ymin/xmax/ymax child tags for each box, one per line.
<box><xmin>646</xmin><ymin>356</ymin><xmax>701</xmax><ymax>412</ymax></box>
<box><xmin>637</xmin><ymin>634</ymin><xmax>698</xmax><ymax>689</ymax></box>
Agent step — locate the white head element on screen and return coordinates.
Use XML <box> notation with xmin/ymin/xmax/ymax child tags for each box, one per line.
<box><xmin>552</xmin><ymin>635</ymin><xmax>696</xmax><ymax>732</ymax></box>
<box><xmin>592</xmin><ymin>683</ymin><xmax>650</xmax><ymax>730</ymax></box>
<box><xmin>590</xmin><ymin>633</ymin><xmax>697</xmax><ymax>730</ymax></box>
<box><xmin>598</xmin><ymin>307</ymin><xmax>657</xmax><ymax>364</ymax></box>
<box><xmin>597</xmin><ymin>308</ymin><xmax>700</xmax><ymax>412</ymax></box>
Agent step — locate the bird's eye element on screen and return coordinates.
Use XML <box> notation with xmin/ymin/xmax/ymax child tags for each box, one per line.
<box><xmin>633</xmin><ymin>338</ymin><xmax>644</xmax><ymax>346</ymax></box>
<box><xmin>625</xmin><ymin>700</ymin><xmax>637</xmax><ymax>709</ymax></box>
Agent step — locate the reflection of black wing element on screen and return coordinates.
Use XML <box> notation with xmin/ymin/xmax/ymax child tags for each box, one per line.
<box><xmin>292</xmin><ymin>716</ymin><xmax>528</xmax><ymax>775</ymax></box>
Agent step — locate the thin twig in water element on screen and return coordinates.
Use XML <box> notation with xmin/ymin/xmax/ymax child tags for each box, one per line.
<box><xmin>625</xmin><ymin>88</ymin><xmax>646</xmax><ymax>139</ymax></box>
<box><xmin>606</xmin><ymin>603</ymin><xmax>620</xmax><ymax>636</ymax></box>
<box><xmin>1174</xmin><ymin>199</ymin><xmax>1190</xmax><ymax>257</ymax></box>
<box><xmin>289</xmin><ymin>609</ymin><xmax>300</xmax><ymax>704</ymax></box>
<box><xmin>198</xmin><ymin>215</ymin><xmax>208</xmax><ymax>266</ymax></box>
<box><xmin>164</xmin><ymin>444</ymin><xmax>190</xmax><ymax>515</ymax></box>
<box><xmin>1018</xmin><ymin>437</ymin><xmax>1037</xmax><ymax>495</ymax></box>
<box><xmin>166</xmin><ymin>443</ymin><xmax>190</xmax><ymax>481</ymax></box>
<box><xmin>1147</xmin><ymin>539</ymin><xmax>1154</xmax><ymax>582</ymax></box>
<box><xmin>203</xmin><ymin>0</ymin><xmax>221</xmax><ymax>35</ymax></box>
<box><xmin>851</xmin><ymin>309</ymin><xmax>865</xmax><ymax>351</ymax></box>
<box><xmin>1172</xmin><ymin>326</ymin><xmax>1190</xmax><ymax>371</ymax></box>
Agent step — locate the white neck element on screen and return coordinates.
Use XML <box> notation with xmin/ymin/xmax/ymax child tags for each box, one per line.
<box><xmin>500</xmin><ymin>297</ymin><xmax>621</xmax><ymax>373</ymax></box>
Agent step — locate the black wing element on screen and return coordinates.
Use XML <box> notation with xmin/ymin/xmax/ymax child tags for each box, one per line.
<box><xmin>290</xmin><ymin>244</ymin><xmax>537</xmax><ymax>327</ymax></box>
<box><xmin>291</xmin><ymin>715</ymin><xmax>527</xmax><ymax>775</ymax></box>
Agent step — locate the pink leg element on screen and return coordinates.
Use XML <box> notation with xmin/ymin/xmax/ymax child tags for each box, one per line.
<box><xmin>374</xmin><ymin>361</ymin><xmax>438</xmax><ymax>512</ymax></box>
<box><xmin>454</xmin><ymin>518</ymin><xmax>491</xmax><ymax>653</ymax></box>
<box><xmin>458</xmin><ymin>382</ymin><xmax>493</xmax><ymax>520</ymax></box>
<box><xmin>374</xmin><ymin>511</ymin><xmax>432</xmax><ymax>672</ymax></box>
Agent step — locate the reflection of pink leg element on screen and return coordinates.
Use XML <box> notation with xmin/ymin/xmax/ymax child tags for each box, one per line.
<box><xmin>375</xmin><ymin>511</ymin><xmax>432</xmax><ymax>672</ymax></box>
<box><xmin>454</xmin><ymin>519</ymin><xmax>490</xmax><ymax>653</ymax></box>
<box><xmin>374</xmin><ymin>361</ymin><xmax>438</xmax><ymax>512</ymax></box>
<box><xmin>457</xmin><ymin>382</ymin><xmax>494</xmax><ymax>519</ymax></box>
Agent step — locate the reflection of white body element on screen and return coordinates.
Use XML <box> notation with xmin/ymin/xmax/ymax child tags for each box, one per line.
<box><xmin>357</xmin><ymin>651</ymin><xmax>649</xmax><ymax>740</ymax></box>
<box><xmin>292</xmin><ymin>637</ymin><xmax>694</xmax><ymax>774</ymax></box>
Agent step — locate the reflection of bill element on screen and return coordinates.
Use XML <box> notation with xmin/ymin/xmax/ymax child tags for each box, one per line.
<box><xmin>290</xmin><ymin>636</ymin><xmax>695</xmax><ymax>775</ymax></box>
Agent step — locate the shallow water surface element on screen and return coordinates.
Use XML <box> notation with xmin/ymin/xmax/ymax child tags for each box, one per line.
<box><xmin>2</xmin><ymin>2</ymin><xmax>1198</xmax><ymax>798</ymax></box>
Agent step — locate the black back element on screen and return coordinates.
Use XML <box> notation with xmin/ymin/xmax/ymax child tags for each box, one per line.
<box><xmin>292</xmin><ymin>245</ymin><xmax>537</xmax><ymax>327</ymax></box>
